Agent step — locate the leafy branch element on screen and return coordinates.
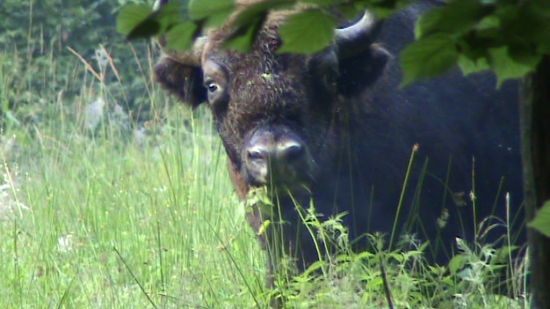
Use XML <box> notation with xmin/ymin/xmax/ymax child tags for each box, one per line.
<box><xmin>116</xmin><ymin>0</ymin><xmax>411</xmax><ymax>53</ymax></box>
<box><xmin>117</xmin><ymin>0</ymin><xmax>550</xmax><ymax>86</ymax></box>
<box><xmin>401</xmin><ymin>0</ymin><xmax>550</xmax><ymax>86</ymax></box>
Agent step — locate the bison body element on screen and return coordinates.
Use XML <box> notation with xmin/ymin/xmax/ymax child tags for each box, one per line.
<box><xmin>155</xmin><ymin>0</ymin><xmax>523</xmax><ymax>270</ymax></box>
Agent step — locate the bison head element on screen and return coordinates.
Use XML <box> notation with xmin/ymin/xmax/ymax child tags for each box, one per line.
<box><xmin>155</xmin><ymin>4</ymin><xmax>389</xmax><ymax>199</ymax></box>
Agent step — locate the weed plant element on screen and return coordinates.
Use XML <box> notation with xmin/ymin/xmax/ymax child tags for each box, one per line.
<box><xmin>251</xmin><ymin>189</ymin><xmax>528</xmax><ymax>309</ymax></box>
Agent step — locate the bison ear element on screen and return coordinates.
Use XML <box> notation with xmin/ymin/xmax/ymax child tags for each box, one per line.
<box><xmin>154</xmin><ymin>57</ymin><xmax>206</xmax><ymax>108</ymax></box>
<box><xmin>337</xmin><ymin>45</ymin><xmax>390</xmax><ymax>97</ymax></box>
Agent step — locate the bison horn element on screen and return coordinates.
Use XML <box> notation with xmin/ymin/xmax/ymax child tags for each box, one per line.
<box><xmin>335</xmin><ymin>11</ymin><xmax>381</xmax><ymax>59</ymax></box>
<box><xmin>154</xmin><ymin>0</ymin><xmax>207</xmax><ymax>66</ymax></box>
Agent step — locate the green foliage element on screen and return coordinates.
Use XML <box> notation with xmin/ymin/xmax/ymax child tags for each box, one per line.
<box><xmin>118</xmin><ymin>2</ymin><xmax>191</xmax><ymax>50</ymax></box>
<box><xmin>116</xmin><ymin>0</ymin><xmax>412</xmax><ymax>55</ymax></box>
<box><xmin>0</xmin><ymin>0</ymin><xmax>160</xmax><ymax>124</ymax></box>
<box><xmin>401</xmin><ymin>0</ymin><xmax>550</xmax><ymax>86</ymax></box>
<box><xmin>528</xmin><ymin>200</ymin><xmax>550</xmax><ymax>238</ymax></box>
<box><xmin>117</xmin><ymin>0</ymin><xmax>285</xmax><ymax>52</ymax></box>
<box><xmin>0</xmin><ymin>0</ymin><xmax>136</xmax><ymax>65</ymax></box>
<box><xmin>164</xmin><ymin>21</ymin><xmax>200</xmax><ymax>50</ymax></box>
<box><xmin>189</xmin><ymin>0</ymin><xmax>235</xmax><ymax>27</ymax></box>
<box><xmin>301</xmin><ymin>0</ymin><xmax>340</xmax><ymax>5</ymax></box>
<box><xmin>224</xmin><ymin>0</ymin><xmax>294</xmax><ymax>52</ymax></box>
<box><xmin>116</xmin><ymin>4</ymin><xmax>156</xmax><ymax>37</ymax></box>
<box><xmin>400</xmin><ymin>34</ymin><xmax>458</xmax><ymax>95</ymax></box>
<box><xmin>243</xmin><ymin>183</ymin><xmax>526</xmax><ymax>307</ymax></box>
<box><xmin>414</xmin><ymin>0</ymin><xmax>485</xmax><ymax>38</ymax></box>
<box><xmin>277</xmin><ymin>10</ymin><xmax>336</xmax><ymax>54</ymax></box>
<box><xmin>223</xmin><ymin>17</ymin><xmax>264</xmax><ymax>53</ymax></box>
<box><xmin>116</xmin><ymin>0</ymin><xmax>549</xmax><ymax>86</ymax></box>
<box><xmin>488</xmin><ymin>46</ymin><xmax>539</xmax><ymax>85</ymax></box>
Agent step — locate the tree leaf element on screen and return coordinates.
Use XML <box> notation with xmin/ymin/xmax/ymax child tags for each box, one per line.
<box><xmin>335</xmin><ymin>3</ymin><xmax>363</xmax><ymax>20</ymax></box>
<box><xmin>117</xmin><ymin>2</ymin><xmax>183</xmax><ymax>40</ymax></box>
<box><xmin>301</xmin><ymin>0</ymin><xmax>339</xmax><ymax>5</ymax></box>
<box><xmin>508</xmin><ymin>41</ymin><xmax>541</xmax><ymax>66</ymax></box>
<box><xmin>164</xmin><ymin>22</ymin><xmax>199</xmax><ymax>51</ymax></box>
<box><xmin>528</xmin><ymin>200</ymin><xmax>550</xmax><ymax>238</ymax></box>
<box><xmin>415</xmin><ymin>0</ymin><xmax>488</xmax><ymax>39</ymax></box>
<box><xmin>155</xmin><ymin>2</ymin><xmax>185</xmax><ymax>31</ymax></box>
<box><xmin>457</xmin><ymin>54</ymin><xmax>490</xmax><ymax>76</ymax></box>
<box><xmin>498</xmin><ymin>4</ymin><xmax>550</xmax><ymax>55</ymax></box>
<box><xmin>189</xmin><ymin>0</ymin><xmax>234</xmax><ymax>19</ymax></box>
<box><xmin>448</xmin><ymin>253</ymin><xmax>468</xmax><ymax>275</ymax></box>
<box><xmin>116</xmin><ymin>4</ymin><xmax>154</xmax><ymax>37</ymax></box>
<box><xmin>224</xmin><ymin>16</ymin><xmax>263</xmax><ymax>52</ymax></box>
<box><xmin>189</xmin><ymin>0</ymin><xmax>234</xmax><ymax>28</ymax></box>
<box><xmin>533</xmin><ymin>0</ymin><xmax>550</xmax><ymax>16</ymax></box>
<box><xmin>400</xmin><ymin>34</ymin><xmax>458</xmax><ymax>86</ymax></box>
<box><xmin>487</xmin><ymin>46</ymin><xmax>537</xmax><ymax>87</ymax></box>
<box><xmin>127</xmin><ymin>19</ymin><xmax>162</xmax><ymax>40</ymax></box>
<box><xmin>277</xmin><ymin>9</ymin><xmax>336</xmax><ymax>54</ymax></box>
<box><xmin>232</xmin><ymin>0</ymin><xmax>293</xmax><ymax>29</ymax></box>
<box><xmin>368</xmin><ymin>7</ymin><xmax>396</xmax><ymax>19</ymax></box>
<box><xmin>225</xmin><ymin>0</ymin><xmax>294</xmax><ymax>52</ymax></box>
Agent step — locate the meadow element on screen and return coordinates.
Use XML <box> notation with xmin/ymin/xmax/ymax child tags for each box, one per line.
<box><xmin>0</xmin><ymin>2</ymin><xmax>529</xmax><ymax>308</ymax></box>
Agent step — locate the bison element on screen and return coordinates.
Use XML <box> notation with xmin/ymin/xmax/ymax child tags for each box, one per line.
<box><xmin>154</xmin><ymin>0</ymin><xmax>523</xmax><ymax>277</ymax></box>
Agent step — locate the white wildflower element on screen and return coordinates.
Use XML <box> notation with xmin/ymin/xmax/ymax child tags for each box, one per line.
<box><xmin>84</xmin><ymin>97</ymin><xmax>105</xmax><ymax>130</ymax></box>
<box><xmin>133</xmin><ymin>127</ymin><xmax>147</xmax><ymax>149</ymax></box>
<box><xmin>57</xmin><ymin>235</ymin><xmax>74</xmax><ymax>252</ymax></box>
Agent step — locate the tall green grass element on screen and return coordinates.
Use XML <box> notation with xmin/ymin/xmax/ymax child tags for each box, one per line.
<box><xmin>0</xmin><ymin>106</ymin><xmax>273</xmax><ymax>308</ymax></box>
<box><xmin>0</xmin><ymin>42</ymin><xmax>271</xmax><ymax>308</ymax></box>
<box><xmin>0</xmin><ymin>25</ymin><xmax>529</xmax><ymax>308</ymax></box>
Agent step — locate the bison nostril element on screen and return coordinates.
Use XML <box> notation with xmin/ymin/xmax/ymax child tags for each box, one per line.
<box><xmin>281</xmin><ymin>144</ymin><xmax>305</xmax><ymax>162</ymax></box>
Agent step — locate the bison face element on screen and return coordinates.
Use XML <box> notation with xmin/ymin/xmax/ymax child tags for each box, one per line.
<box><xmin>200</xmin><ymin>44</ymin><xmax>342</xmax><ymax>195</ymax></box>
<box><xmin>155</xmin><ymin>9</ymin><xmax>389</xmax><ymax>198</ymax></box>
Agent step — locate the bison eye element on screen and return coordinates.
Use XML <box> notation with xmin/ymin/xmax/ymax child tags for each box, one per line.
<box><xmin>204</xmin><ymin>78</ymin><xmax>228</xmax><ymax>109</ymax></box>
<box><xmin>207</xmin><ymin>82</ymin><xmax>218</xmax><ymax>93</ymax></box>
